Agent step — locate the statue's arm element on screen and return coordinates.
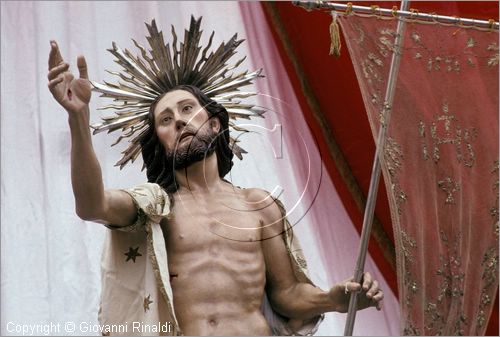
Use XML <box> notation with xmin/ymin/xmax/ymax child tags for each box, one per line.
<box><xmin>258</xmin><ymin>194</ymin><xmax>335</xmax><ymax>319</ymax></box>
<box><xmin>47</xmin><ymin>40</ymin><xmax>136</xmax><ymax>227</ymax></box>
<box><xmin>256</xmin><ymin>189</ymin><xmax>383</xmax><ymax>320</ymax></box>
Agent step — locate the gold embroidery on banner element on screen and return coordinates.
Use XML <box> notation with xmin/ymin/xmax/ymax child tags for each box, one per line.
<box><xmin>491</xmin><ymin>160</ymin><xmax>499</xmax><ymax>237</ymax></box>
<box><xmin>424</xmin><ymin>55</ymin><xmax>461</xmax><ymax>73</ymax></box>
<box><xmin>427</xmin><ymin>58</ymin><xmax>433</xmax><ymax>72</ymax></box>
<box><xmin>419</xmin><ymin>121</ymin><xmax>430</xmax><ymax>160</ymax></box>
<box><xmin>401</xmin><ymin>231</ymin><xmax>416</xmax><ymax>264</ymax></box>
<box><xmin>407</xmin><ymin>28</ymin><xmax>498</xmax><ymax>73</ymax></box>
<box><xmin>419</xmin><ymin>101</ymin><xmax>477</xmax><ymax>167</ymax></box>
<box><xmin>392</xmin><ymin>185</ymin><xmax>408</xmax><ymax>214</ymax></box>
<box><xmin>438</xmin><ymin>177</ymin><xmax>461</xmax><ymax>205</ymax></box>
<box><xmin>445</xmin><ymin>58</ymin><xmax>452</xmax><ymax>72</ymax></box>
<box><xmin>384</xmin><ymin>137</ymin><xmax>416</xmax><ymax>333</ymax></box>
<box><xmin>407</xmin><ymin>31</ymin><xmax>460</xmax><ymax>73</ymax></box>
<box><xmin>361</xmin><ymin>53</ymin><xmax>384</xmax><ymax>84</ymax></box>
<box><xmin>378</xmin><ymin>36</ymin><xmax>393</xmax><ymax>57</ymax></box>
<box><xmin>384</xmin><ymin>138</ymin><xmax>407</xmax><ymax>215</ymax></box>
<box><xmin>487</xmin><ymin>43</ymin><xmax>498</xmax><ymax>51</ymax></box>
<box><xmin>481</xmin><ymin>247</ymin><xmax>498</xmax><ymax>289</ymax></box>
<box><xmin>380</xmin><ymin>28</ymin><xmax>396</xmax><ymax>37</ymax></box>
<box><xmin>368</xmin><ymin>52</ymin><xmax>383</xmax><ymax>66</ymax></box>
<box><xmin>377</xmin><ymin>28</ymin><xmax>397</xmax><ymax>57</ymax></box>
<box><xmin>379</xmin><ymin>102</ymin><xmax>390</xmax><ymax>127</ymax></box>
<box><xmin>434</xmin><ymin>56</ymin><xmax>442</xmax><ymax>71</ymax></box>
<box><xmin>424</xmin><ymin>231</ymin><xmax>467</xmax><ymax>335</ymax></box>
<box><xmin>481</xmin><ymin>162</ymin><xmax>500</xmax><ymax>337</ymax></box>
<box><xmin>476</xmin><ymin>309</ymin><xmax>487</xmax><ymax>330</ymax></box>
<box><xmin>475</xmin><ymin>246</ymin><xmax>499</xmax><ymax>333</ymax></box>
<box><xmin>384</xmin><ymin>137</ymin><xmax>421</xmax><ymax>335</ymax></box>
<box><xmin>487</xmin><ymin>54</ymin><xmax>497</xmax><ymax>67</ymax></box>
<box><xmin>463</xmin><ymin>128</ymin><xmax>477</xmax><ymax>167</ymax></box>
<box><xmin>400</xmin><ymin>230</ymin><xmax>417</xmax><ymax>296</ymax></box>
<box><xmin>411</xmin><ymin>31</ymin><xmax>421</xmax><ymax>44</ymax></box>
<box><xmin>401</xmin><ymin>230</ymin><xmax>420</xmax><ymax>335</ymax></box>
<box><xmin>385</xmin><ymin>137</ymin><xmax>403</xmax><ymax>177</ymax></box>
<box><xmin>466</xmin><ymin>37</ymin><xmax>476</xmax><ymax>49</ymax></box>
<box><xmin>403</xmin><ymin>321</ymin><xmax>420</xmax><ymax>336</ymax></box>
<box><xmin>353</xmin><ymin>23</ymin><xmax>365</xmax><ymax>45</ymax></box>
<box><xmin>487</xmin><ymin>43</ymin><xmax>499</xmax><ymax>67</ymax></box>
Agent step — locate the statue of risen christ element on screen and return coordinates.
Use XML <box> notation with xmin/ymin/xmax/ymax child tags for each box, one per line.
<box><xmin>47</xmin><ymin>39</ymin><xmax>383</xmax><ymax>336</ymax></box>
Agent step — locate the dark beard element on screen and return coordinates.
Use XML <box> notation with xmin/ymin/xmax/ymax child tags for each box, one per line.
<box><xmin>166</xmin><ymin>126</ymin><xmax>217</xmax><ymax>171</ymax></box>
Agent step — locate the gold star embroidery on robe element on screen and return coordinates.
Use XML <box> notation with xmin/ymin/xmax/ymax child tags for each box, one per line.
<box><xmin>124</xmin><ymin>246</ymin><xmax>142</xmax><ymax>263</ymax></box>
<box><xmin>143</xmin><ymin>294</ymin><xmax>153</xmax><ymax>313</ymax></box>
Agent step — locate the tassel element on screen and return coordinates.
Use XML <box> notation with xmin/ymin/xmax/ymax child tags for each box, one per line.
<box><xmin>329</xmin><ymin>12</ymin><xmax>341</xmax><ymax>57</ymax></box>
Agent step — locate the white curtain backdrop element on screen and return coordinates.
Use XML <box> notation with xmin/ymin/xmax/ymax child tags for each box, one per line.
<box><xmin>1</xmin><ymin>1</ymin><xmax>398</xmax><ymax>335</ymax></box>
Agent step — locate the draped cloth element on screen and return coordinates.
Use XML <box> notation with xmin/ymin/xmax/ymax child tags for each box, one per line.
<box><xmin>339</xmin><ymin>15</ymin><xmax>499</xmax><ymax>335</ymax></box>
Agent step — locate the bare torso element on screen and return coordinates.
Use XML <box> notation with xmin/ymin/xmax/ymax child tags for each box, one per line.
<box><xmin>163</xmin><ymin>183</ymin><xmax>271</xmax><ymax>335</ymax></box>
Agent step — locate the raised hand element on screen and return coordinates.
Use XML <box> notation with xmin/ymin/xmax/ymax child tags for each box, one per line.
<box><xmin>47</xmin><ymin>40</ymin><xmax>91</xmax><ymax>115</ymax></box>
<box><xmin>328</xmin><ymin>272</ymin><xmax>384</xmax><ymax>313</ymax></box>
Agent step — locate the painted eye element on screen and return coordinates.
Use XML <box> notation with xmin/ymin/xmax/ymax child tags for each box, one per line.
<box><xmin>161</xmin><ymin>116</ymin><xmax>172</xmax><ymax>124</ymax></box>
<box><xmin>182</xmin><ymin>105</ymin><xmax>193</xmax><ymax>113</ymax></box>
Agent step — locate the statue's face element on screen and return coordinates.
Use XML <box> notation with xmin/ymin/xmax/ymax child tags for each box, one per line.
<box><xmin>153</xmin><ymin>89</ymin><xmax>220</xmax><ymax>169</ymax></box>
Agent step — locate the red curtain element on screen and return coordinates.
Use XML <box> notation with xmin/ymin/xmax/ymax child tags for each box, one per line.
<box><xmin>340</xmin><ymin>13</ymin><xmax>498</xmax><ymax>335</ymax></box>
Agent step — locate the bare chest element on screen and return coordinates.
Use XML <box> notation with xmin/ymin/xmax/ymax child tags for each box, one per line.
<box><xmin>163</xmin><ymin>192</ymin><xmax>265</xmax><ymax>255</ymax></box>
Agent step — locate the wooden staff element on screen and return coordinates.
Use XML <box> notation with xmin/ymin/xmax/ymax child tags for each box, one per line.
<box><xmin>343</xmin><ymin>1</ymin><xmax>410</xmax><ymax>335</ymax></box>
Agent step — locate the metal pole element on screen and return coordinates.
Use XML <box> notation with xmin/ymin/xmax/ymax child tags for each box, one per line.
<box><xmin>343</xmin><ymin>0</ymin><xmax>410</xmax><ymax>335</ymax></box>
<box><xmin>292</xmin><ymin>1</ymin><xmax>499</xmax><ymax>30</ymax></box>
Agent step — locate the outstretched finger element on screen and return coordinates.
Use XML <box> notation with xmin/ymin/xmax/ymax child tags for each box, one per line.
<box><xmin>48</xmin><ymin>77</ymin><xmax>64</xmax><ymax>92</ymax></box>
<box><xmin>48</xmin><ymin>40</ymin><xmax>64</xmax><ymax>70</ymax></box>
<box><xmin>47</xmin><ymin>62</ymin><xmax>69</xmax><ymax>81</ymax></box>
<box><xmin>77</xmin><ymin>55</ymin><xmax>88</xmax><ymax>79</ymax></box>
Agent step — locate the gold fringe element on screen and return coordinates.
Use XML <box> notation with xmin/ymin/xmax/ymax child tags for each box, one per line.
<box><xmin>329</xmin><ymin>12</ymin><xmax>341</xmax><ymax>57</ymax></box>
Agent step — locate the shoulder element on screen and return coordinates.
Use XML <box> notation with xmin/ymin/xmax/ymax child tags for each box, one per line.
<box><xmin>122</xmin><ymin>182</ymin><xmax>170</xmax><ymax>218</ymax></box>
<box><xmin>128</xmin><ymin>182</ymin><xmax>164</xmax><ymax>192</ymax></box>
<box><xmin>242</xmin><ymin>187</ymin><xmax>270</xmax><ymax>201</ymax></box>
<box><xmin>242</xmin><ymin>188</ymin><xmax>276</xmax><ymax>208</ymax></box>
<box><xmin>125</xmin><ymin>182</ymin><xmax>167</xmax><ymax>199</ymax></box>
<box><xmin>243</xmin><ymin>187</ymin><xmax>286</xmax><ymax>210</ymax></box>
<box><xmin>242</xmin><ymin>188</ymin><xmax>287</xmax><ymax>236</ymax></box>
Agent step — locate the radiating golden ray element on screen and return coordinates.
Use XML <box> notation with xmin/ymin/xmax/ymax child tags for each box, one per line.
<box><xmin>91</xmin><ymin>16</ymin><xmax>264</xmax><ymax>169</ymax></box>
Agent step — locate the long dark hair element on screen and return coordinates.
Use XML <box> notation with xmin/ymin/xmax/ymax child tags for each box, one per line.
<box><xmin>140</xmin><ymin>85</ymin><xmax>234</xmax><ymax>194</ymax></box>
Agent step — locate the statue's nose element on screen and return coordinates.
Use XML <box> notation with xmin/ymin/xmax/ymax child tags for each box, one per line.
<box><xmin>175</xmin><ymin>119</ymin><xmax>187</xmax><ymax>131</ymax></box>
